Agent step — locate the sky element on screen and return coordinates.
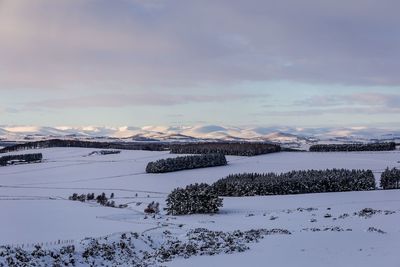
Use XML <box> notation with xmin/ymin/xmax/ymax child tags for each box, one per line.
<box><xmin>0</xmin><ymin>0</ymin><xmax>400</xmax><ymax>128</ymax></box>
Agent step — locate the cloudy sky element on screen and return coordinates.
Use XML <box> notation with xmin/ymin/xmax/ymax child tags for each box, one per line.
<box><xmin>1</xmin><ymin>0</ymin><xmax>399</xmax><ymax>127</ymax></box>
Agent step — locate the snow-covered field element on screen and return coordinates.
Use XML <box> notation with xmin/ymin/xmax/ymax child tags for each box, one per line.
<box><xmin>1</xmin><ymin>148</ymin><xmax>400</xmax><ymax>266</ymax></box>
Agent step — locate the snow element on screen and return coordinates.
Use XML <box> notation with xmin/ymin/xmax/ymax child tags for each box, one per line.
<box><xmin>1</xmin><ymin>147</ymin><xmax>400</xmax><ymax>266</ymax></box>
<box><xmin>1</xmin><ymin>125</ymin><xmax>400</xmax><ymax>145</ymax></box>
<box><xmin>169</xmin><ymin>190</ymin><xmax>400</xmax><ymax>267</ymax></box>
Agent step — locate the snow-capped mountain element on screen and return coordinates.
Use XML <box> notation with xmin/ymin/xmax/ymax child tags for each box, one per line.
<box><xmin>1</xmin><ymin>125</ymin><xmax>400</xmax><ymax>147</ymax></box>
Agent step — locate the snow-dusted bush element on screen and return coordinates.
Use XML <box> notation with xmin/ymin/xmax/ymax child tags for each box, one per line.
<box><xmin>166</xmin><ymin>183</ymin><xmax>223</xmax><ymax>215</ymax></box>
<box><xmin>380</xmin><ymin>168</ymin><xmax>400</xmax><ymax>189</ymax></box>
<box><xmin>0</xmin><ymin>153</ymin><xmax>42</xmax><ymax>166</ymax></box>
<box><xmin>0</xmin><ymin>228</ymin><xmax>291</xmax><ymax>266</ymax></box>
<box><xmin>68</xmin><ymin>192</ymin><xmax>122</xmax><ymax>208</ymax></box>
<box><xmin>309</xmin><ymin>142</ymin><xmax>396</xmax><ymax>152</ymax></box>
<box><xmin>144</xmin><ymin>201</ymin><xmax>160</xmax><ymax>214</ymax></box>
<box><xmin>146</xmin><ymin>154</ymin><xmax>227</xmax><ymax>173</ymax></box>
<box><xmin>170</xmin><ymin>142</ymin><xmax>281</xmax><ymax>156</ymax></box>
<box><xmin>212</xmin><ymin>169</ymin><xmax>376</xmax><ymax>197</ymax></box>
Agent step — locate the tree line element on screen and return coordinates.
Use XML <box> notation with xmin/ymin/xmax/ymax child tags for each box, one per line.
<box><xmin>0</xmin><ymin>139</ymin><xmax>169</xmax><ymax>154</ymax></box>
<box><xmin>170</xmin><ymin>142</ymin><xmax>281</xmax><ymax>156</ymax></box>
<box><xmin>146</xmin><ymin>153</ymin><xmax>227</xmax><ymax>173</ymax></box>
<box><xmin>0</xmin><ymin>153</ymin><xmax>42</xmax><ymax>166</ymax></box>
<box><xmin>212</xmin><ymin>169</ymin><xmax>376</xmax><ymax>196</ymax></box>
<box><xmin>165</xmin><ymin>169</ymin><xmax>375</xmax><ymax>215</ymax></box>
<box><xmin>309</xmin><ymin>142</ymin><xmax>396</xmax><ymax>152</ymax></box>
<box><xmin>165</xmin><ymin>167</ymin><xmax>400</xmax><ymax>215</ymax></box>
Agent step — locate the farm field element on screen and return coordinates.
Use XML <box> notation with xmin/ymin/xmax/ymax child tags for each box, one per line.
<box><xmin>1</xmin><ymin>148</ymin><xmax>400</xmax><ymax>266</ymax></box>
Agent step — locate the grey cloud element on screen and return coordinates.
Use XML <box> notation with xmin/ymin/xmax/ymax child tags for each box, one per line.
<box><xmin>262</xmin><ymin>106</ymin><xmax>400</xmax><ymax>117</ymax></box>
<box><xmin>264</xmin><ymin>93</ymin><xmax>400</xmax><ymax>117</ymax></box>
<box><xmin>1</xmin><ymin>0</ymin><xmax>400</xmax><ymax>91</ymax></box>
<box><xmin>297</xmin><ymin>93</ymin><xmax>400</xmax><ymax>108</ymax></box>
<box><xmin>21</xmin><ymin>93</ymin><xmax>266</xmax><ymax>109</ymax></box>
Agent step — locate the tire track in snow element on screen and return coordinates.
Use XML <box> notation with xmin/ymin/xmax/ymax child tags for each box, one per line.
<box><xmin>16</xmin><ymin>171</ymin><xmax>148</xmax><ymax>186</ymax></box>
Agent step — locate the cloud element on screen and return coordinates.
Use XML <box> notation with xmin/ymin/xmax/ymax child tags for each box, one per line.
<box><xmin>21</xmin><ymin>93</ymin><xmax>266</xmax><ymax>110</ymax></box>
<box><xmin>263</xmin><ymin>107</ymin><xmax>400</xmax><ymax>117</ymax></box>
<box><xmin>263</xmin><ymin>93</ymin><xmax>400</xmax><ymax>116</ymax></box>
<box><xmin>1</xmin><ymin>0</ymin><xmax>400</xmax><ymax>91</ymax></box>
<box><xmin>297</xmin><ymin>93</ymin><xmax>400</xmax><ymax>108</ymax></box>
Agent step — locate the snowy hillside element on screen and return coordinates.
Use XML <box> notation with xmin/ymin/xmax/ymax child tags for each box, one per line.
<box><xmin>1</xmin><ymin>148</ymin><xmax>400</xmax><ymax>266</ymax></box>
<box><xmin>1</xmin><ymin>125</ymin><xmax>400</xmax><ymax>147</ymax></box>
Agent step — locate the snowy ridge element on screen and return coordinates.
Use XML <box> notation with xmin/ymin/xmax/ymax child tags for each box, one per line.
<box><xmin>1</xmin><ymin>125</ymin><xmax>400</xmax><ymax>145</ymax></box>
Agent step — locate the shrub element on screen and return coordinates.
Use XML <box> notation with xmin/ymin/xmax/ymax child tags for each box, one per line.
<box><xmin>166</xmin><ymin>183</ymin><xmax>223</xmax><ymax>215</ymax></box>
<box><xmin>170</xmin><ymin>142</ymin><xmax>281</xmax><ymax>156</ymax></box>
<box><xmin>380</xmin><ymin>168</ymin><xmax>400</xmax><ymax>189</ymax></box>
<box><xmin>0</xmin><ymin>153</ymin><xmax>42</xmax><ymax>166</ymax></box>
<box><xmin>68</xmin><ymin>192</ymin><xmax>120</xmax><ymax>208</ymax></box>
<box><xmin>146</xmin><ymin>154</ymin><xmax>227</xmax><ymax>173</ymax></box>
<box><xmin>309</xmin><ymin>142</ymin><xmax>396</xmax><ymax>152</ymax></box>
<box><xmin>212</xmin><ymin>169</ymin><xmax>376</xmax><ymax>197</ymax></box>
<box><xmin>144</xmin><ymin>201</ymin><xmax>160</xmax><ymax>214</ymax></box>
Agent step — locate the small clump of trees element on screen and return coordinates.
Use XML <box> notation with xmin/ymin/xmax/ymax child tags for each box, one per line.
<box><xmin>309</xmin><ymin>142</ymin><xmax>396</xmax><ymax>152</ymax></box>
<box><xmin>146</xmin><ymin>154</ymin><xmax>227</xmax><ymax>173</ymax></box>
<box><xmin>68</xmin><ymin>192</ymin><xmax>127</xmax><ymax>208</ymax></box>
<box><xmin>165</xmin><ymin>183</ymin><xmax>223</xmax><ymax>215</ymax></box>
<box><xmin>212</xmin><ymin>169</ymin><xmax>376</xmax><ymax>197</ymax></box>
<box><xmin>380</xmin><ymin>167</ymin><xmax>400</xmax><ymax>189</ymax></box>
<box><xmin>87</xmin><ymin>150</ymin><xmax>121</xmax><ymax>156</ymax></box>
<box><xmin>0</xmin><ymin>153</ymin><xmax>42</xmax><ymax>166</ymax></box>
<box><xmin>170</xmin><ymin>142</ymin><xmax>281</xmax><ymax>156</ymax></box>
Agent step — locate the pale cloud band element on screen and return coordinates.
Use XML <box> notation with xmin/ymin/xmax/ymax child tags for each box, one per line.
<box><xmin>22</xmin><ymin>93</ymin><xmax>265</xmax><ymax>109</ymax></box>
<box><xmin>265</xmin><ymin>93</ymin><xmax>400</xmax><ymax>116</ymax></box>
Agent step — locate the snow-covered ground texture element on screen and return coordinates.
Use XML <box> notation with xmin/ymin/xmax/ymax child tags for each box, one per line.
<box><xmin>1</xmin><ymin>148</ymin><xmax>400</xmax><ymax>266</ymax></box>
<box><xmin>1</xmin><ymin>125</ymin><xmax>400</xmax><ymax>147</ymax></box>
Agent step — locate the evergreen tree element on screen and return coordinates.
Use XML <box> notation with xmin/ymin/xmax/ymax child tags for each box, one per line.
<box><xmin>380</xmin><ymin>168</ymin><xmax>400</xmax><ymax>189</ymax></box>
<box><xmin>212</xmin><ymin>169</ymin><xmax>376</xmax><ymax>196</ymax></box>
<box><xmin>166</xmin><ymin>183</ymin><xmax>223</xmax><ymax>215</ymax></box>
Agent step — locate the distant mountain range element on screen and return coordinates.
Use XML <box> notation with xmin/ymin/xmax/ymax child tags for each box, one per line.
<box><xmin>1</xmin><ymin>125</ymin><xmax>400</xmax><ymax>148</ymax></box>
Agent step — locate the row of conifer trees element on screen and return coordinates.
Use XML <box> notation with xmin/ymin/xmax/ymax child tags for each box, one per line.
<box><xmin>212</xmin><ymin>169</ymin><xmax>376</xmax><ymax>196</ymax></box>
<box><xmin>0</xmin><ymin>139</ymin><xmax>169</xmax><ymax>154</ymax></box>
<box><xmin>309</xmin><ymin>142</ymin><xmax>396</xmax><ymax>152</ymax></box>
<box><xmin>146</xmin><ymin>154</ymin><xmax>227</xmax><ymax>173</ymax></box>
<box><xmin>170</xmin><ymin>142</ymin><xmax>281</xmax><ymax>156</ymax></box>
<box><xmin>0</xmin><ymin>153</ymin><xmax>43</xmax><ymax>166</ymax></box>
<box><xmin>165</xmin><ymin>168</ymin><xmax>379</xmax><ymax>215</ymax></box>
<box><xmin>165</xmin><ymin>167</ymin><xmax>400</xmax><ymax>215</ymax></box>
